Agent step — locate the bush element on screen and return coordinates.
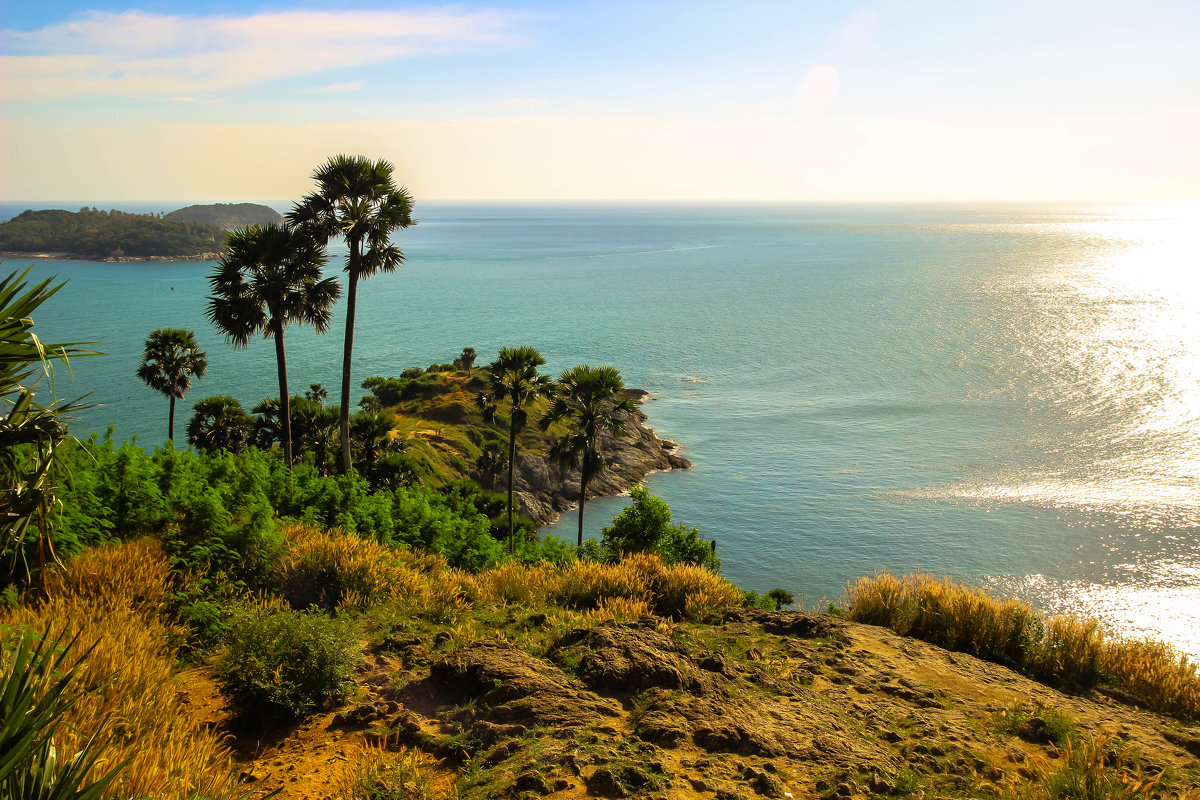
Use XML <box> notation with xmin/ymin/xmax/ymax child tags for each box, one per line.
<box><xmin>844</xmin><ymin>571</ymin><xmax>1200</xmax><ymax>721</ymax></box>
<box><xmin>274</xmin><ymin>528</ymin><xmax>426</xmax><ymax>611</ymax></box>
<box><xmin>599</xmin><ymin>487</ymin><xmax>720</xmax><ymax>571</ymax></box>
<box><xmin>215</xmin><ymin>605</ymin><xmax>360</xmax><ymax>726</ymax></box>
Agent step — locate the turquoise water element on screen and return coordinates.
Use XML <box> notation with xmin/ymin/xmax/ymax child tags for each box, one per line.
<box><xmin>8</xmin><ymin>203</ymin><xmax>1199</xmax><ymax>654</ymax></box>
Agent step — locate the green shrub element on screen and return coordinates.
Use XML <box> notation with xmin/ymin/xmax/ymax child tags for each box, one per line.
<box><xmin>214</xmin><ymin>606</ymin><xmax>360</xmax><ymax>726</ymax></box>
<box><xmin>600</xmin><ymin>487</ymin><xmax>720</xmax><ymax>571</ymax></box>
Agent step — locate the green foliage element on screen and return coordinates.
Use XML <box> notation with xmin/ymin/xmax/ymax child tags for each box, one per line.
<box><xmin>361</xmin><ymin>373</ymin><xmax>445</xmax><ymax>408</ymax></box>
<box><xmin>740</xmin><ymin>590</ymin><xmax>776</xmax><ymax>610</ymax></box>
<box><xmin>0</xmin><ymin>208</ymin><xmax>223</xmax><ymax>259</ymax></box>
<box><xmin>187</xmin><ymin>395</ymin><xmax>255</xmax><ymax>454</ymax></box>
<box><xmin>214</xmin><ymin>606</ymin><xmax>360</xmax><ymax>725</ymax></box>
<box><xmin>599</xmin><ymin>487</ymin><xmax>720</xmax><ymax>571</ymax></box>
<box><xmin>767</xmin><ymin>588</ymin><xmax>795</xmax><ymax>610</ymax></box>
<box><xmin>162</xmin><ymin>203</ymin><xmax>283</xmax><ymax>228</ymax></box>
<box><xmin>48</xmin><ymin>438</ymin><xmax>514</xmax><ymax>576</ymax></box>
<box><xmin>994</xmin><ymin>704</ymin><xmax>1076</xmax><ymax>747</ymax></box>
<box><xmin>1</xmin><ymin>268</ymin><xmax>99</xmax><ymax>586</ymax></box>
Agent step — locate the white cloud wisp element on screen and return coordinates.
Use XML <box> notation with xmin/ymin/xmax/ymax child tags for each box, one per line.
<box><xmin>2</xmin><ymin>8</ymin><xmax>521</xmax><ymax>101</ymax></box>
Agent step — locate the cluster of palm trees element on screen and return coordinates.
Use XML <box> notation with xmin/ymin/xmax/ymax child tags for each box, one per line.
<box><xmin>132</xmin><ymin>154</ymin><xmax>639</xmax><ymax>549</ymax></box>
<box><xmin>137</xmin><ymin>154</ymin><xmax>413</xmax><ymax>473</ymax></box>
<box><xmin>478</xmin><ymin>346</ymin><xmax>636</xmax><ymax>550</ymax></box>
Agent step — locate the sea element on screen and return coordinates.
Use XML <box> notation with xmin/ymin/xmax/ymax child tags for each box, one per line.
<box><xmin>4</xmin><ymin>201</ymin><xmax>1198</xmax><ymax>657</ymax></box>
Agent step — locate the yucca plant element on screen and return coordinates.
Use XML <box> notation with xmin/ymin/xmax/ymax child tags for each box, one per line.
<box><xmin>0</xmin><ymin>628</ymin><xmax>127</xmax><ymax>800</ymax></box>
<box><xmin>1</xmin><ymin>268</ymin><xmax>99</xmax><ymax>586</ymax></box>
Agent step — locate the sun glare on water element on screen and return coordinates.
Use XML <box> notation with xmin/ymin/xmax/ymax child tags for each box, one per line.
<box><xmin>931</xmin><ymin>205</ymin><xmax>1200</xmax><ymax>656</ymax></box>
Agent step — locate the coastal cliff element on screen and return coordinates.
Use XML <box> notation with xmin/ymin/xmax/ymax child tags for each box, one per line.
<box><xmin>511</xmin><ymin>390</ymin><xmax>691</xmax><ymax>525</ymax></box>
<box><xmin>371</xmin><ymin>371</ymin><xmax>691</xmax><ymax>525</ymax></box>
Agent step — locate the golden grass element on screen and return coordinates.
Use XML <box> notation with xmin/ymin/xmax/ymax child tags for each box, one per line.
<box><xmin>1</xmin><ymin>540</ymin><xmax>249</xmax><ymax>800</ymax></box>
<box><xmin>458</xmin><ymin>552</ymin><xmax>742</xmax><ymax>622</ymax></box>
<box><xmin>845</xmin><ymin>571</ymin><xmax>1042</xmax><ymax>666</ymax></box>
<box><xmin>276</xmin><ymin>527</ymin><xmax>429</xmax><ymax>610</ymax></box>
<box><xmin>1102</xmin><ymin>638</ymin><xmax>1200</xmax><ymax>721</ymax></box>
<box><xmin>845</xmin><ymin>571</ymin><xmax>1200</xmax><ymax>720</ymax></box>
<box><xmin>336</xmin><ymin>742</ymin><xmax>450</xmax><ymax>800</ymax></box>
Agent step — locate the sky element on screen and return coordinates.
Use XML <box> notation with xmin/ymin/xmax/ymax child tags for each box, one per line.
<box><xmin>2</xmin><ymin>0</ymin><xmax>1198</xmax><ymax>203</ymax></box>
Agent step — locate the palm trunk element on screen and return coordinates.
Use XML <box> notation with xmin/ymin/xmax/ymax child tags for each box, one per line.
<box><xmin>507</xmin><ymin>414</ymin><xmax>517</xmax><ymax>553</ymax></box>
<box><xmin>168</xmin><ymin>395</ymin><xmax>176</xmax><ymax>443</ymax></box>
<box><xmin>339</xmin><ymin>243</ymin><xmax>360</xmax><ymax>474</ymax></box>
<box><xmin>577</xmin><ymin>472</ymin><xmax>587</xmax><ymax>548</ymax></box>
<box><xmin>273</xmin><ymin>319</ymin><xmax>292</xmax><ymax>465</ymax></box>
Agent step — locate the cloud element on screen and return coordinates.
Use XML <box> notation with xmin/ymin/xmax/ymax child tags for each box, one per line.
<box><xmin>797</xmin><ymin>64</ymin><xmax>841</xmax><ymax>113</ymax></box>
<box><xmin>2</xmin><ymin>8</ymin><xmax>522</xmax><ymax>101</ymax></box>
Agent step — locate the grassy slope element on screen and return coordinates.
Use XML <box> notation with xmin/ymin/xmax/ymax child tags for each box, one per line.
<box><xmin>381</xmin><ymin>369</ymin><xmax>568</xmax><ymax>488</ymax></box>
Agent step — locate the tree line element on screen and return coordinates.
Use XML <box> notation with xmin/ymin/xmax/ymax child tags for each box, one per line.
<box><xmin>0</xmin><ymin>208</ymin><xmax>224</xmax><ymax>258</ymax></box>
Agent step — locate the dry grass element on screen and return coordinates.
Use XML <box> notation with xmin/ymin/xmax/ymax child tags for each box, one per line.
<box><xmin>0</xmin><ymin>540</ymin><xmax>251</xmax><ymax>800</ymax></box>
<box><xmin>276</xmin><ymin>527</ymin><xmax>429</xmax><ymax>611</ymax></box>
<box><xmin>845</xmin><ymin>571</ymin><xmax>1042</xmax><ymax>667</ymax></box>
<box><xmin>457</xmin><ymin>552</ymin><xmax>742</xmax><ymax>622</ymax></box>
<box><xmin>845</xmin><ymin>571</ymin><xmax>1200</xmax><ymax>720</ymax></box>
<box><xmin>1102</xmin><ymin>638</ymin><xmax>1200</xmax><ymax>720</ymax></box>
<box><xmin>336</xmin><ymin>741</ymin><xmax>450</xmax><ymax>800</ymax></box>
<box><xmin>1024</xmin><ymin>733</ymin><xmax>1196</xmax><ymax>800</ymax></box>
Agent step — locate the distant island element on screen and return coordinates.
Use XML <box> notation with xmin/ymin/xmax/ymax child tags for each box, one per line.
<box><xmin>164</xmin><ymin>202</ymin><xmax>283</xmax><ymax>228</ymax></box>
<box><xmin>0</xmin><ymin>203</ymin><xmax>281</xmax><ymax>261</ymax></box>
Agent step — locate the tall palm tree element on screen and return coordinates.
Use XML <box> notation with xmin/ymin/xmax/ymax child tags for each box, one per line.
<box><xmin>136</xmin><ymin>328</ymin><xmax>207</xmax><ymax>444</ymax></box>
<box><xmin>540</xmin><ymin>365</ymin><xmax>637</xmax><ymax>547</ymax></box>
<box><xmin>476</xmin><ymin>346</ymin><xmax>552</xmax><ymax>551</ymax></box>
<box><xmin>288</xmin><ymin>155</ymin><xmax>415</xmax><ymax>473</ymax></box>
<box><xmin>206</xmin><ymin>223</ymin><xmax>341</xmax><ymax>465</ymax></box>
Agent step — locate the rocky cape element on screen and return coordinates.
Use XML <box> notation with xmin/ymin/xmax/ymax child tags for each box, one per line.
<box><xmin>509</xmin><ymin>390</ymin><xmax>691</xmax><ymax>526</ymax></box>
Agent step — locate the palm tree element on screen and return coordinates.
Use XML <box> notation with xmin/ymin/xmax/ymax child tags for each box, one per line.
<box><xmin>288</xmin><ymin>155</ymin><xmax>415</xmax><ymax>474</ymax></box>
<box><xmin>474</xmin><ymin>439</ymin><xmax>507</xmax><ymax>492</ymax></box>
<box><xmin>206</xmin><ymin>223</ymin><xmax>341</xmax><ymax>465</ymax></box>
<box><xmin>476</xmin><ymin>346</ymin><xmax>552</xmax><ymax>551</ymax></box>
<box><xmin>540</xmin><ymin>365</ymin><xmax>637</xmax><ymax>547</ymax></box>
<box><xmin>350</xmin><ymin>409</ymin><xmax>394</xmax><ymax>468</ymax></box>
<box><xmin>187</xmin><ymin>395</ymin><xmax>254</xmax><ymax>454</ymax></box>
<box><xmin>136</xmin><ymin>328</ymin><xmax>207</xmax><ymax>443</ymax></box>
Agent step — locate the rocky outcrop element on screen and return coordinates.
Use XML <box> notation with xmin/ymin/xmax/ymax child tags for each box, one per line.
<box><xmin>509</xmin><ymin>390</ymin><xmax>691</xmax><ymax>526</ymax></box>
<box><xmin>431</xmin><ymin>639</ymin><xmax>621</xmax><ymax>727</ymax></box>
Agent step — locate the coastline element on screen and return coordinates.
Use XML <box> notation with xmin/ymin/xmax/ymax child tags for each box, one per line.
<box><xmin>520</xmin><ymin>389</ymin><xmax>691</xmax><ymax>527</ymax></box>
<box><xmin>0</xmin><ymin>250</ymin><xmax>221</xmax><ymax>263</ymax></box>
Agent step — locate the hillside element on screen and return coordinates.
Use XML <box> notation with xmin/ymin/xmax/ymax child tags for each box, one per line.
<box><xmin>219</xmin><ymin>604</ymin><xmax>1200</xmax><ymax>800</ymax></box>
<box><xmin>0</xmin><ymin>207</ymin><xmax>224</xmax><ymax>259</ymax></box>
<box><xmin>8</xmin><ymin>536</ymin><xmax>1199</xmax><ymax>800</ymax></box>
<box><xmin>369</xmin><ymin>367</ymin><xmax>689</xmax><ymax>524</ymax></box>
<box><xmin>164</xmin><ymin>202</ymin><xmax>284</xmax><ymax>228</ymax></box>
